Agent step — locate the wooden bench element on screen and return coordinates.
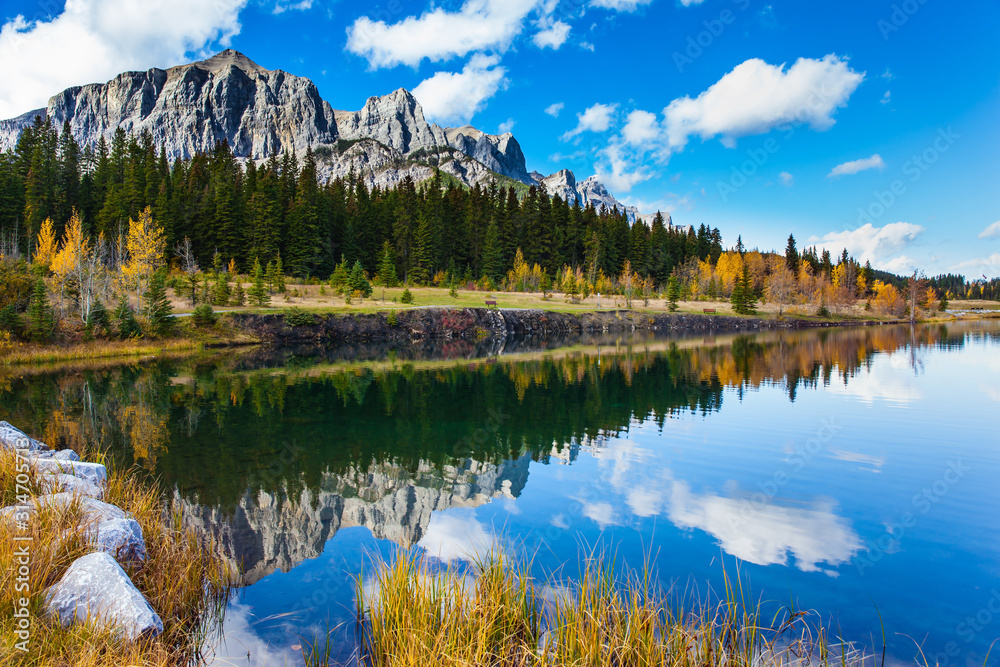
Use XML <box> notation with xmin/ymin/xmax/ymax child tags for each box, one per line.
<box><xmin>485</xmin><ymin>300</ymin><xmax>498</xmax><ymax>308</ymax></box>
<box><xmin>703</xmin><ymin>308</ymin><xmax>716</xmax><ymax>314</ymax></box>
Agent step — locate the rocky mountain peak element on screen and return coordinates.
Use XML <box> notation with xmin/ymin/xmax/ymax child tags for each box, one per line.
<box><xmin>185</xmin><ymin>49</ymin><xmax>268</xmax><ymax>76</ymax></box>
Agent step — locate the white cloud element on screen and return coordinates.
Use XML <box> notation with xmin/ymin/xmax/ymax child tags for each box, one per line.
<box><xmin>663</xmin><ymin>55</ymin><xmax>864</xmax><ymax>151</ymax></box>
<box><xmin>273</xmin><ymin>0</ymin><xmax>312</xmax><ymax>15</ymax></box>
<box><xmin>498</xmin><ymin>117</ymin><xmax>515</xmax><ymax>134</ymax></box>
<box><xmin>0</xmin><ymin>0</ymin><xmax>247</xmax><ymax>119</ymax></box>
<box><xmin>880</xmin><ymin>90</ymin><xmax>891</xmax><ymax>105</ymax></box>
<box><xmin>544</xmin><ymin>102</ymin><xmax>565</xmax><ymax>117</ymax></box>
<box><xmin>579</xmin><ymin>41</ymin><xmax>595</xmax><ymax>51</ymax></box>
<box><xmin>881</xmin><ymin>254</ymin><xmax>917</xmax><ymax>274</ymax></box>
<box><xmin>950</xmin><ymin>253</ymin><xmax>1000</xmax><ymax>278</ymax></box>
<box><xmin>589</xmin><ymin>0</ymin><xmax>655</xmax><ymax>11</ymax></box>
<box><xmin>582</xmin><ymin>500</ymin><xmax>617</xmax><ymax>528</ymax></box>
<box><xmin>532</xmin><ymin>20</ymin><xmax>570</xmax><ymax>49</ymax></box>
<box><xmin>622</xmin><ymin>110</ymin><xmax>660</xmax><ymax>146</ymax></box>
<box><xmin>827</xmin><ymin>349</ymin><xmax>922</xmax><ymax>405</ymax></box>
<box><xmin>807</xmin><ymin>221</ymin><xmax>924</xmax><ymax>266</ymax></box>
<box><xmin>680</xmin><ymin>0</ymin><xmax>707</xmax><ymax>4</ymax></box>
<box><xmin>418</xmin><ymin>510</ymin><xmax>496</xmax><ymax>562</ymax></box>
<box><xmin>345</xmin><ymin>0</ymin><xmax>540</xmax><ymax>69</ymax></box>
<box><xmin>978</xmin><ymin>221</ymin><xmax>1000</xmax><ymax>239</ymax></box>
<box><xmin>594</xmin><ymin>141</ymin><xmax>652</xmax><ymax>192</ymax></box>
<box><xmin>561</xmin><ymin>102</ymin><xmax>618</xmax><ymax>140</ymax></box>
<box><xmin>668</xmin><ymin>482</ymin><xmax>862</xmax><ymax>573</ymax></box>
<box><xmin>412</xmin><ymin>54</ymin><xmax>507</xmax><ymax>125</ymax></box>
<box><xmin>827</xmin><ymin>154</ymin><xmax>885</xmax><ymax>178</ymax></box>
<box><xmin>778</xmin><ymin>171</ymin><xmax>794</xmax><ymax>186</ymax></box>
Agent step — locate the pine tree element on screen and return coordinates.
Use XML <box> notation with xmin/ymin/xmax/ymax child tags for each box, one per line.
<box><xmin>27</xmin><ymin>278</ymin><xmax>54</xmax><ymax>341</ymax></box>
<box><xmin>731</xmin><ymin>265</ymin><xmax>757</xmax><ymax>315</ymax></box>
<box><xmin>785</xmin><ymin>234</ymin><xmax>799</xmax><ymax>273</ymax></box>
<box><xmin>249</xmin><ymin>257</ymin><xmax>270</xmax><ymax>307</ymax></box>
<box><xmin>144</xmin><ymin>269</ymin><xmax>174</xmax><ymax>337</ymax></box>
<box><xmin>349</xmin><ymin>260</ymin><xmax>372</xmax><ymax>298</ymax></box>
<box><xmin>87</xmin><ymin>300</ymin><xmax>111</xmax><ymax>337</ymax></box>
<box><xmin>330</xmin><ymin>256</ymin><xmax>350</xmax><ymax>294</ymax></box>
<box><xmin>667</xmin><ymin>276</ymin><xmax>680</xmax><ymax>312</ymax></box>
<box><xmin>376</xmin><ymin>241</ymin><xmax>398</xmax><ymax>287</ymax></box>
<box><xmin>114</xmin><ymin>297</ymin><xmax>141</xmax><ymax>339</ymax></box>
<box><xmin>482</xmin><ymin>219</ymin><xmax>503</xmax><ymax>282</ymax></box>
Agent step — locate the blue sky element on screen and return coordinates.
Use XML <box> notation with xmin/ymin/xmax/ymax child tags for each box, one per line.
<box><xmin>1</xmin><ymin>0</ymin><xmax>998</xmax><ymax>277</ymax></box>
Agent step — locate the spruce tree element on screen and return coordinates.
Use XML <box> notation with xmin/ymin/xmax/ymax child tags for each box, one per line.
<box><xmin>377</xmin><ymin>241</ymin><xmax>398</xmax><ymax>287</ymax></box>
<box><xmin>482</xmin><ymin>219</ymin><xmax>503</xmax><ymax>282</ymax></box>
<box><xmin>349</xmin><ymin>261</ymin><xmax>373</xmax><ymax>298</ymax></box>
<box><xmin>145</xmin><ymin>269</ymin><xmax>174</xmax><ymax>337</ymax></box>
<box><xmin>88</xmin><ymin>300</ymin><xmax>111</xmax><ymax>337</ymax></box>
<box><xmin>249</xmin><ymin>257</ymin><xmax>270</xmax><ymax>307</ymax></box>
<box><xmin>27</xmin><ymin>278</ymin><xmax>54</xmax><ymax>341</ymax></box>
<box><xmin>114</xmin><ymin>297</ymin><xmax>141</xmax><ymax>339</ymax></box>
<box><xmin>330</xmin><ymin>257</ymin><xmax>350</xmax><ymax>294</ymax></box>
<box><xmin>666</xmin><ymin>276</ymin><xmax>680</xmax><ymax>312</ymax></box>
<box><xmin>785</xmin><ymin>234</ymin><xmax>799</xmax><ymax>273</ymax></box>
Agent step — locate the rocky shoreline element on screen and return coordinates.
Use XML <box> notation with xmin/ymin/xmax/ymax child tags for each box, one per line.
<box><xmin>0</xmin><ymin>422</ymin><xmax>161</xmax><ymax>640</ymax></box>
<box><xmin>231</xmin><ymin>307</ymin><xmax>893</xmax><ymax>347</ymax></box>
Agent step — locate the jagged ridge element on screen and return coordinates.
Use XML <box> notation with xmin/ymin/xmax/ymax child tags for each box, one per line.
<box><xmin>0</xmin><ymin>49</ymin><xmax>647</xmax><ymax>219</ymax></box>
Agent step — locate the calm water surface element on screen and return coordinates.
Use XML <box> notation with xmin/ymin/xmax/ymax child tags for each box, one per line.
<box><xmin>3</xmin><ymin>322</ymin><xmax>999</xmax><ymax>666</ymax></box>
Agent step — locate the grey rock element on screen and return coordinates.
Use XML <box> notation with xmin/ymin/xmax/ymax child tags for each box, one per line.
<box><xmin>26</xmin><ymin>450</ymin><xmax>55</xmax><ymax>459</ymax></box>
<box><xmin>5</xmin><ymin>49</ymin><xmax>337</xmax><ymax>161</ymax></box>
<box><xmin>53</xmin><ymin>449</ymin><xmax>81</xmax><ymax>461</ymax></box>
<box><xmin>33</xmin><ymin>493</ymin><xmax>126</xmax><ymax>522</ymax></box>
<box><xmin>91</xmin><ymin>517</ymin><xmax>147</xmax><ymax>563</ymax></box>
<box><xmin>537</xmin><ymin>169</ymin><xmax>671</xmax><ymax>227</ymax></box>
<box><xmin>40</xmin><ymin>473</ymin><xmax>104</xmax><ymax>500</ymax></box>
<box><xmin>0</xmin><ymin>421</ymin><xmax>48</xmax><ymax>452</ymax></box>
<box><xmin>44</xmin><ymin>552</ymin><xmax>162</xmax><ymax>640</ymax></box>
<box><xmin>30</xmin><ymin>459</ymin><xmax>107</xmax><ymax>488</ymax></box>
<box><xmin>445</xmin><ymin>126</ymin><xmax>531</xmax><ymax>184</ymax></box>
<box><xmin>335</xmin><ymin>88</ymin><xmax>446</xmax><ymax>155</ymax></box>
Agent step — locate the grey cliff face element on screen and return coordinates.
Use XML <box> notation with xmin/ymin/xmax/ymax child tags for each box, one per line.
<box><xmin>334</xmin><ymin>88</ymin><xmax>446</xmax><ymax>155</ymax></box>
<box><xmin>0</xmin><ymin>49</ymin><xmax>652</xmax><ymax>216</ymax></box>
<box><xmin>34</xmin><ymin>50</ymin><xmax>337</xmax><ymax>161</ymax></box>
<box><xmin>179</xmin><ymin>455</ymin><xmax>532</xmax><ymax>585</ymax></box>
<box><xmin>445</xmin><ymin>126</ymin><xmax>532</xmax><ymax>184</ymax></box>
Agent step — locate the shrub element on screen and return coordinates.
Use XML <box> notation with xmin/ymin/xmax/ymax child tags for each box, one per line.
<box><xmin>387</xmin><ymin>310</ymin><xmax>399</xmax><ymax>326</ymax></box>
<box><xmin>283</xmin><ymin>307</ymin><xmax>316</xmax><ymax>327</ymax></box>
<box><xmin>192</xmin><ymin>304</ymin><xmax>217</xmax><ymax>327</ymax></box>
<box><xmin>400</xmin><ymin>287</ymin><xmax>414</xmax><ymax>304</ymax></box>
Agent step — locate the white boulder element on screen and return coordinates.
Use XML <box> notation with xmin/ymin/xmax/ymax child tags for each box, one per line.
<box><xmin>0</xmin><ymin>421</ymin><xmax>48</xmax><ymax>452</ymax></box>
<box><xmin>44</xmin><ymin>552</ymin><xmax>162</xmax><ymax>640</ymax></box>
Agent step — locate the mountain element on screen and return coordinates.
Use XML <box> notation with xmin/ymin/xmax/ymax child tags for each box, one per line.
<box><xmin>536</xmin><ymin>169</ymin><xmax>665</xmax><ymax>226</ymax></box>
<box><xmin>0</xmin><ymin>49</ymin><xmax>648</xmax><ymax>218</ymax></box>
<box><xmin>179</xmin><ymin>454</ymin><xmax>531</xmax><ymax>585</ymax></box>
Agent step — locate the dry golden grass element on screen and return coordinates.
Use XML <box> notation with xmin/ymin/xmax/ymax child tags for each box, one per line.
<box><xmin>355</xmin><ymin>552</ymin><xmax>863</xmax><ymax>667</ymax></box>
<box><xmin>0</xmin><ymin>338</ymin><xmax>202</xmax><ymax>367</ymax></box>
<box><xmin>0</xmin><ymin>446</ymin><xmax>232</xmax><ymax>666</ymax></box>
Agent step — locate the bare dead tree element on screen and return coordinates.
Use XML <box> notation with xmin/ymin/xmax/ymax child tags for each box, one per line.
<box><xmin>175</xmin><ymin>236</ymin><xmax>200</xmax><ymax>306</ymax></box>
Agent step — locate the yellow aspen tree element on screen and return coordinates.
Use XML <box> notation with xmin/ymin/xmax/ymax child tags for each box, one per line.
<box><xmin>34</xmin><ymin>218</ymin><xmax>58</xmax><ymax>268</ymax></box>
<box><xmin>121</xmin><ymin>207</ymin><xmax>166</xmax><ymax>312</ymax></box>
<box><xmin>714</xmin><ymin>251</ymin><xmax>743</xmax><ymax>296</ymax></box>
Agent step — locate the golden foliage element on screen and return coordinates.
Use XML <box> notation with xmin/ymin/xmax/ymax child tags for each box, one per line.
<box><xmin>121</xmin><ymin>207</ymin><xmax>166</xmax><ymax>309</ymax></box>
<box><xmin>33</xmin><ymin>217</ymin><xmax>58</xmax><ymax>268</ymax></box>
<box><xmin>872</xmin><ymin>280</ymin><xmax>905</xmax><ymax>317</ymax></box>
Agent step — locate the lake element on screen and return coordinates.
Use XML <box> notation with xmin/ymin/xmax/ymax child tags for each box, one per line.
<box><xmin>3</xmin><ymin>320</ymin><xmax>998</xmax><ymax>666</ymax></box>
